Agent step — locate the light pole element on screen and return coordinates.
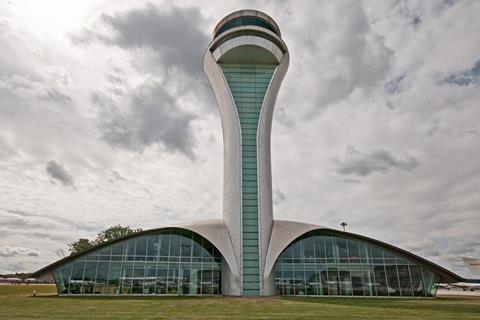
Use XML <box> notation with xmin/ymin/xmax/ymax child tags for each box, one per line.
<box><xmin>340</xmin><ymin>222</ymin><xmax>347</xmax><ymax>232</ymax></box>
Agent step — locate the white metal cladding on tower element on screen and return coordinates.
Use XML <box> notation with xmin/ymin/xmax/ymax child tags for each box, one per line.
<box><xmin>204</xmin><ymin>9</ymin><xmax>289</xmax><ymax>296</ymax></box>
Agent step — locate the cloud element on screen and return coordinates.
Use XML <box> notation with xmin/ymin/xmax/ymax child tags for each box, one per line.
<box><xmin>110</xmin><ymin>170</ymin><xmax>126</xmax><ymax>182</ymax></box>
<box><xmin>1</xmin><ymin>0</ymin><xmax>480</xmax><ymax>277</ymax></box>
<box><xmin>0</xmin><ymin>21</ymin><xmax>73</xmax><ymax>104</ymax></box>
<box><xmin>280</xmin><ymin>0</ymin><xmax>394</xmax><ymax>115</ymax></box>
<box><xmin>384</xmin><ymin>75</ymin><xmax>405</xmax><ymax>95</ymax></box>
<box><xmin>0</xmin><ymin>216</ymin><xmax>46</xmax><ymax>230</ymax></box>
<box><xmin>39</xmin><ymin>88</ymin><xmax>72</xmax><ymax>104</ymax></box>
<box><xmin>70</xmin><ymin>3</ymin><xmax>206</xmax><ymax>159</ymax></box>
<box><xmin>443</xmin><ymin>60</ymin><xmax>480</xmax><ymax>86</ymax></box>
<box><xmin>1</xmin><ymin>73</ymin><xmax>72</xmax><ymax>107</ymax></box>
<box><xmin>1</xmin><ymin>262</ymin><xmax>29</xmax><ymax>274</ymax></box>
<box><xmin>72</xmin><ymin>3</ymin><xmax>209</xmax><ymax>77</ymax></box>
<box><xmin>3</xmin><ymin>208</ymin><xmax>97</xmax><ymax>233</ymax></box>
<box><xmin>335</xmin><ymin>146</ymin><xmax>419</xmax><ymax>177</ymax></box>
<box><xmin>97</xmin><ymin>79</ymin><xmax>197</xmax><ymax>158</ymax></box>
<box><xmin>0</xmin><ymin>245</ymin><xmax>39</xmax><ymax>257</ymax></box>
<box><xmin>46</xmin><ymin>161</ymin><xmax>75</xmax><ymax>186</ymax></box>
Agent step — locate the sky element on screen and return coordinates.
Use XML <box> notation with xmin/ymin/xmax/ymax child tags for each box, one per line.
<box><xmin>0</xmin><ymin>0</ymin><xmax>479</xmax><ymax>277</ymax></box>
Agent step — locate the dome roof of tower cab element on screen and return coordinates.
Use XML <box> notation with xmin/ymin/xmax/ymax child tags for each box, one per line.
<box><xmin>213</xmin><ymin>9</ymin><xmax>281</xmax><ymax>38</ymax></box>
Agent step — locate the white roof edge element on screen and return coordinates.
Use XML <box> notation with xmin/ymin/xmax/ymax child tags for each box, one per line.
<box><xmin>164</xmin><ymin>218</ymin><xmax>225</xmax><ymax>228</ymax></box>
<box><xmin>264</xmin><ymin>220</ymin><xmax>326</xmax><ymax>280</ymax></box>
<box><xmin>208</xmin><ymin>25</ymin><xmax>288</xmax><ymax>54</ymax></box>
<box><xmin>32</xmin><ymin>219</ymin><xmax>240</xmax><ymax>286</ymax></box>
<box><xmin>212</xmin><ymin>35</ymin><xmax>284</xmax><ymax>63</ymax></box>
<box><xmin>166</xmin><ymin>219</ymin><xmax>241</xmax><ymax>294</ymax></box>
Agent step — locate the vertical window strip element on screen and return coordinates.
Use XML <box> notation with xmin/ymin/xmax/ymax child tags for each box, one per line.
<box><xmin>221</xmin><ymin>63</ymin><xmax>276</xmax><ymax>295</ymax></box>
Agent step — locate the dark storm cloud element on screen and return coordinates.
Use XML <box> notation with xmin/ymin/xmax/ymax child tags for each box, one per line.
<box><xmin>335</xmin><ymin>146</ymin><xmax>419</xmax><ymax>177</ymax></box>
<box><xmin>443</xmin><ymin>60</ymin><xmax>480</xmax><ymax>86</ymax></box>
<box><xmin>71</xmin><ymin>3</ymin><xmax>207</xmax><ymax>159</ymax></box>
<box><xmin>97</xmin><ymin>80</ymin><xmax>197</xmax><ymax>159</ymax></box>
<box><xmin>73</xmin><ymin>3</ymin><xmax>209</xmax><ymax>77</ymax></box>
<box><xmin>46</xmin><ymin>160</ymin><xmax>75</xmax><ymax>186</ymax></box>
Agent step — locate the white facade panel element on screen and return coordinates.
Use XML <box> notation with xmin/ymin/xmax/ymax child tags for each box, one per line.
<box><xmin>257</xmin><ymin>52</ymin><xmax>289</xmax><ymax>295</ymax></box>
<box><xmin>263</xmin><ymin>219</ymin><xmax>323</xmax><ymax>293</ymax></box>
<box><xmin>204</xmin><ymin>51</ymin><xmax>243</xmax><ymax>295</ymax></box>
<box><xmin>174</xmin><ymin>219</ymin><xmax>241</xmax><ymax>296</ymax></box>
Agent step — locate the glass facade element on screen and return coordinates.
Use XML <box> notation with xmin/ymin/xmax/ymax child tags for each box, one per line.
<box><xmin>215</xmin><ymin>16</ymin><xmax>277</xmax><ymax>37</ymax></box>
<box><xmin>52</xmin><ymin>230</ymin><xmax>222</xmax><ymax>295</ymax></box>
<box><xmin>221</xmin><ymin>63</ymin><xmax>276</xmax><ymax>296</ymax></box>
<box><xmin>274</xmin><ymin>231</ymin><xmax>441</xmax><ymax>297</ymax></box>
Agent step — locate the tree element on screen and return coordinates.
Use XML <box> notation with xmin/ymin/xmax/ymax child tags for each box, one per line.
<box><xmin>68</xmin><ymin>225</ymin><xmax>142</xmax><ymax>255</ymax></box>
<box><xmin>68</xmin><ymin>238</ymin><xmax>93</xmax><ymax>255</ymax></box>
<box><xmin>92</xmin><ymin>225</ymin><xmax>142</xmax><ymax>245</ymax></box>
<box><xmin>54</xmin><ymin>248</ymin><xmax>67</xmax><ymax>258</ymax></box>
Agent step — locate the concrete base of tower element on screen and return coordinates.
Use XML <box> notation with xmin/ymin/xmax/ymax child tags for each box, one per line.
<box><xmin>221</xmin><ymin>258</ymin><xmax>242</xmax><ymax>296</ymax></box>
<box><xmin>261</xmin><ymin>272</ymin><xmax>276</xmax><ymax>296</ymax></box>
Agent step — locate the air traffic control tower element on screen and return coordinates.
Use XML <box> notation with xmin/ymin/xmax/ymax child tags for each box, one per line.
<box><xmin>204</xmin><ymin>10</ymin><xmax>289</xmax><ymax>296</ymax></box>
<box><xmin>34</xmin><ymin>9</ymin><xmax>465</xmax><ymax>299</ymax></box>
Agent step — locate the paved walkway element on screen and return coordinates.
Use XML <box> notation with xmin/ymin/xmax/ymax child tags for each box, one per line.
<box><xmin>437</xmin><ymin>288</ymin><xmax>480</xmax><ymax>297</ymax></box>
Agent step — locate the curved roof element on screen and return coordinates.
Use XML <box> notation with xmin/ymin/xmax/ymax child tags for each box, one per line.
<box><xmin>213</xmin><ymin>9</ymin><xmax>281</xmax><ymax>38</ymax></box>
<box><xmin>264</xmin><ymin>220</ymin><xmax>321</xmax><ymax>279</ymax></box>
<box><xmin>33</xmin><ymin>219</ymin><xmax>465</xmax><ymax>288</ymax></box>
<box><xmin>264</xmin><ymin>220</ymin><xmax>464</xmax><ymax>284</ymax></box>
<box><xmin>31</xmin><ymin>219</ymin><xmax>239</xmax><ymax>284</ymax></box>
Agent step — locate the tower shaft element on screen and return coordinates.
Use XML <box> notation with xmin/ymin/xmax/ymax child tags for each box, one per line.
<box><xmin>204</xmin><ymin>10</ymin><xmax>289</xmax><ymax>296</ymax></box>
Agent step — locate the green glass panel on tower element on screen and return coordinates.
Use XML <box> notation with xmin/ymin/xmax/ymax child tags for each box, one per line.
<box><xmin>220</xmin><ymin>63</ymin><xmax>276</xmax><ymax>296</ymax></box>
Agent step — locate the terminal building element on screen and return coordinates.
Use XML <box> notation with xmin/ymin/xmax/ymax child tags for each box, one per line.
<box><xmin>33</xmin><ymin>10</ymin><xmax>465</xmax><ymax>297</ymax></box>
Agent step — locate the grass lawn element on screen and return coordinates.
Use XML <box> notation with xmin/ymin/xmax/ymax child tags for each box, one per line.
<box><xmin>1</xmin><ymin>285</ymin><xmax>480</xmax><ymax>319</ymax></box>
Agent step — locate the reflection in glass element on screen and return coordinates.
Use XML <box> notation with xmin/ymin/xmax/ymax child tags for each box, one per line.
<box><xmin>274</xmin><ymin>231</ymin><xmax>441</xmax><ymax>297</ymax></box>
<box><xmin>52</xmin><ymin>230</ymin><xmax>222</xmax><ymax>295</ymax></box>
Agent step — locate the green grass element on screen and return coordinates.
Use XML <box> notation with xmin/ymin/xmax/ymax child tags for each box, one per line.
<box><xmin>1</xmin><ymin>285</ymin><xmax>480</xmax><ymax>319</ymax></box>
